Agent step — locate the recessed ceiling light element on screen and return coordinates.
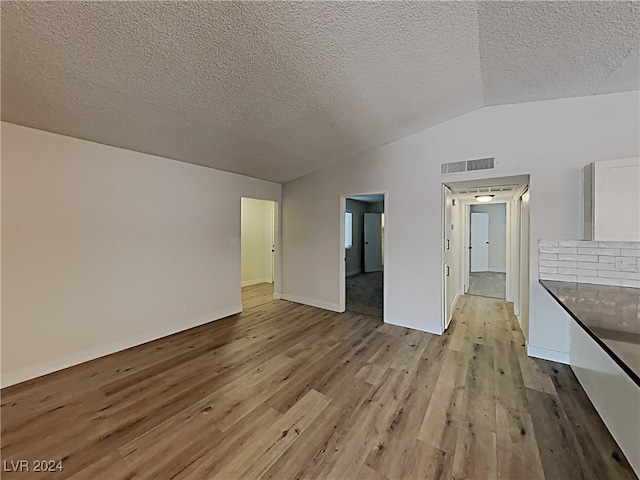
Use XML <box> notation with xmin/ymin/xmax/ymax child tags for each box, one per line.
<box><xmin>475</xmin><ymin>194</ymin><xmax>494</xmax><ymax>203</ymax></box>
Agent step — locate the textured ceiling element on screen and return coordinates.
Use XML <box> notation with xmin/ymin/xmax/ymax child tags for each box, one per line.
<box><xmin>2</xmin><ymin>2</ymin><xmax>638</xmax><ymax>183</ymax></box>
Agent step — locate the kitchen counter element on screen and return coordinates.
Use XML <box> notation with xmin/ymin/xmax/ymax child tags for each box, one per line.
<box><xmin>540</xmin><ymin>279</ymin><xmax>640</xmax><ymax>386</ymax></box>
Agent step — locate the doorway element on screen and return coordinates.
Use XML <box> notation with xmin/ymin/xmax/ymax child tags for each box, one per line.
<box><xmin>468</xmin><ymin>203</ymin><xmax>507</xmax><ymax>299</ymax></box>
<box><xmin>441</xmin><ymin>175</ymin><xmax>530</xmax><ymax>334</ymax></box>
<box><xmin>241</xmin><ymin>197</ymin><xmax>276</xmax><ymax>309</ymax></box>
<box><xmin>342</xmin><ymin>194</ymin><xmax>385</xmax><ymax>318</ymax></box>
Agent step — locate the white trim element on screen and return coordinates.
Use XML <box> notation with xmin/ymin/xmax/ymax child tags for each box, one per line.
<box><xmin>526</xmin><ymin>343</ymin><xmax>570</xmax><ymax>364</ymax></box>
<box><xmin>273</xmin><ymin>292</ymin><xmax>282</xmax><ymax>300</ymax></box>
<box><xmin>339</xmin><ymin>190</ymin><xmax>389</xmax><ymax>319</ymax></box>
<box><xmin>452</xmin><ymin>289</ymin><xmax>461</xmax><ymax>315</ymax></box>
<box><xmin>279</xmin><ymin>294</ymin><xmax>342</xmax><ymax>312</ymax></box>
<box><xmin>346</xmin><ymin>268</ymin><xmax>363</xmax><ymax>277</ymax></box>
<box><xmin>385</xmin><ymin>318</ymin><xmax>441</xmax><ymax>335</ymax></box>
<box><xmin>1</xmin><ymin>305</ymin><xmax>242</xmax><ymax>388</ymax></box>
<box><xmin>241</xmin><ymin>278</ymin><xmax>272</xmax><ymax>287</ymax></box>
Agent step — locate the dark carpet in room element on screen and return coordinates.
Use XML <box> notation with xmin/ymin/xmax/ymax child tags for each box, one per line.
<box><xmin>346</xmin><ymin>271</ymin><xmax>383</xmax><ymax>318</ymax></box>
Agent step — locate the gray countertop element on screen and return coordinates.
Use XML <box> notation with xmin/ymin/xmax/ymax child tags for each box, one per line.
<box><xmin>540</xmin><ymin>279</ymin><xmax>640</xmax><ymax>385</ymax></box>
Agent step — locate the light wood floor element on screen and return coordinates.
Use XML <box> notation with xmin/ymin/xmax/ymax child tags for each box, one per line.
<box><xmin>1</xmin><ymin>294</ymin><xmax>635</xmax><ymax>480</ymax></box>
<box><xmin>242</xmin><ymin>282</ymin><xmax>275</xmax><ymax>310</ymax></box>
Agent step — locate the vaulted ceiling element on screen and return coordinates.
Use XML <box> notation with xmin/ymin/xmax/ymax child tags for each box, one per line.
<box><xmin>2</xmin><ymin>1</ymin><xmax>638</xmax><ymax>182</ymax></box>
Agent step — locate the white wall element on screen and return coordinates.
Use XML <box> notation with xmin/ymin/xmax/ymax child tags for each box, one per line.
<box><xmin>241</xmin><ymin>198</ymin><xmax>274</xmax><ymax>286</ymax></box>
<box><xmin>1</xmin><ymin>122</ymin><xmax>281</xmax><ymax>387</ymax></box>
<box><xmin>470</xmin><ymin>203</ymin><xmax>507</xmax><ymax>273</ymax></box>
<box><xmin>281</xmin><ymin>91</ymin><xmax>639</xmax><ymax>362</ymax></box>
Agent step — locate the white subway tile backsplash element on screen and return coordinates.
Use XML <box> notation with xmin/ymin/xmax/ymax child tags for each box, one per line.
<box><xmin>616</xmin><ymin>257</ymin><xmax>638</xmax><ymax>273</ymax></box>
<box><xmin>557</xmin><ymin>240</ymin><xmax>599</xmax><ymax>247</ymax></box>
<box><xmin>540</xmin><ymin>240</ymin><xmax>640</xmax><ymax>288</ymax></box>
<box><xmin>541</xmin><ymin>273</ymin><xmax>578</xmax><ymax>282</ymax></box>
<box><xmin>558</xmin><ymin>268</ymin><xmax>598</xmax><ymax>276</ymax></box>
<box><xmin>577</xmin><ymin>248</ymin><xmax>621</xmax><ymax>256</ymax></box>
<box><xmin>539</xmin><ymin>240</ymin><xmax>559</xmax><ymax>247</ymax></box>
<box><xmin>558</xmin><ymin>254</ymin><xmax>597</xmax><ymax>262</ymax></box>
<box><xmin>539</xmin><ymin>247</ymin><xmax>578</xmax><ymax>254</ymax></box>
<box><xmin>576</xmin><ymin>262</ymin><xmax>617</xmax><ymax>271</ymax></box>
<box><xmin>540</xmin><ymin>260</ymin><xmax>576</xmax><ymax>268</ymax></box>
<box><xmin>599</xmin><ymin>255</ymin><xmax>616</xmax><ymax>263</ymax></box>
<box><xmin>599</xmin><ymin>241</ymin><xmax>640</xmax><ymax>249</ymax></box>
<box><xmin>577</xmin><ymin>276</ymin><xmax>621</xmax><ymax>286</ymax></box>
<box><xmin>539</xmin><ymin>267</ymin><xmax>558</xmax><ymax>274</ymax></box>
<box><xmin>598</xmin><ymin>270</ymin><xmax>640</xmax><ymax>280</ymax></box>
<box><xmin>616</xmin><ymin>256</ymin><xmax>638</xmax><ymax>265</ymax></box>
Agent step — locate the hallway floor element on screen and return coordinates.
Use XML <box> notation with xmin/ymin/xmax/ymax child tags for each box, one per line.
<box><xmin>242</xmin><ymin>282</ymin><xmax>274</xmax><ymax>309</ymax></box>
<box><xmin>468</xmin><ymin>271</ymin><xmax>506</xmax><ymax>299</ymax></box>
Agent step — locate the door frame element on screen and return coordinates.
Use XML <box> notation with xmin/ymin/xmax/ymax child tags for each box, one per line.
<box><xmin>339</xmin><ymin>191</ymin><xmax>388</xmax><ymax>317</ymax></box>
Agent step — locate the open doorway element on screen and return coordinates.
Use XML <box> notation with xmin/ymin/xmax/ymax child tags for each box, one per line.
<box><xmin>343</xmin><ymin>194</ymin><xmax>385</xmax><ymax>318</ymax></box>
<box><xmin>468</xmin><ymin>203</ymin><xmax>507</xmax><ymax>299</ymax></box>
<box><xmin>441</xmin><ymin>175</ymin><xmax>530</xmax><ymax>334</ymax></box>
<box><xmin>241</xmin><ymin>197</ymin><xmax>276</xmax><ymax>309</ymax></box>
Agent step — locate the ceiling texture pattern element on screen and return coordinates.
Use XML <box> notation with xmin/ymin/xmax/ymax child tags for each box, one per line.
<box><xmin>2</xmin><ymin>1</ymin><xmax>639</xmax><ymax>183</ymax></box>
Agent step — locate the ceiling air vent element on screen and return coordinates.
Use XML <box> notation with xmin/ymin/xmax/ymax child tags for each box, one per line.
<box><xmin>441</xmin><ymin>157</ymin><xmax>495</xmax><ymax>174</ymax></box>
<box><xmin>467</xmin><ymin>157</ymin><xmax>495</xmax><ymax>171</ymax></box>
<box><xmin>441</xmin><ymin>161</ymin><xmax>467</xmax><ymax>174</ymax></box>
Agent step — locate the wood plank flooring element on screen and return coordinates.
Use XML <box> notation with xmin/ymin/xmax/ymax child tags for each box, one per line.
<box><xmin>241</xmin><ymin>282</ymin><xmax>275</xmax><ymax>310</ymax></box>
<box><xmin>1</xmin><ymin>294</ymin><xmax>636</xmax><ymax>479</ymax></box>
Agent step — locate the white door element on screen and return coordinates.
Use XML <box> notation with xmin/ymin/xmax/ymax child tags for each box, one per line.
<box><xmin>364</xmin><ymin>213</ymin><xmax>383</xmax><ymax>272</ymax></box>
<box><xmin>470</xmin><ymin>212</ymin><xmax>489</xmax><ymax>272</ymax></box>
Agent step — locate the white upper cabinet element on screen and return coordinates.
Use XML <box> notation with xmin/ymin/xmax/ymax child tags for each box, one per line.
<box><xmin>583</xmin><ymin>157</ymin><xmax>640</xmax><ymax>241</ymax></box>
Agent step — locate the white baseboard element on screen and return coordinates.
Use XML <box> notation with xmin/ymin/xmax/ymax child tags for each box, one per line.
<box><xmin>346</xmin><ymin>268</ymin><xmax>363</xmax><ymax>277</ymax></box>
<box><xmin>384</xmin><ymin>318</ymin><xmax>441</xmax><ymax>335</ymax></box>
<box><xmin>273</xmin><ymin>292</ymin><xmax>282</xmax><ymax>300</ymax></box>
<box><xmin>1</xmin><ymin>305</ymin><xmax>242</xmax><ymax>389</ymax></box>
<box><xmin>526</xmin><ymin>343</ymin><xmax>570</xmax><ymax>364</ymax></box>
<box><xmin>452</xmin><ymin>290</ymin><xmax>461</xmax><ymax>312</ymax></box>
<box><xmin>241</xmin><ymin>278</ymin><xmax>272</xmax><ymax>287</ymax></box>
<box><xmin>279</xmin><ymin>294</ymin><xmax>342</xmax><ymax>312</ymax></box>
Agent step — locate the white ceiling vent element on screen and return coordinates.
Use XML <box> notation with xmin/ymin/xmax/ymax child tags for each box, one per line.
<box><xmin>441</xmin><ymin>157</ymin><xmax>495</xmax><ymax>174</ymax></box>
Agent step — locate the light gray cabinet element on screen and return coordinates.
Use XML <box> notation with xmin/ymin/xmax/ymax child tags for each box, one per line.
<box><xmin>582</xmin><ymin>157</ymin><xmax>640</xmax><ymax>241</ymax></box>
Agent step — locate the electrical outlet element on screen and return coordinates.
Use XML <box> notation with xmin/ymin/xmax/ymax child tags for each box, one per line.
<box><xmin>180</xmin><ymin>305</ymin><xmax>187</xmax><ymax>315</ymax></box>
